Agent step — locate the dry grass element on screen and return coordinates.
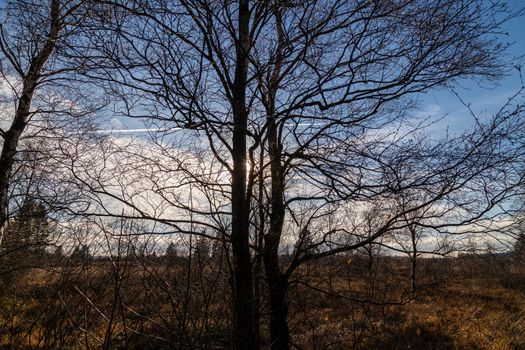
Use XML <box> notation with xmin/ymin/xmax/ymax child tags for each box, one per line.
<box><xmin>290</xmin><ymin>257</ymin><xmax>525</xmax><ymax>349</ymax></box>
<box><xmin>1</xmin><ymin>256</ymin><xmax>525</xmax><ymax>349</ymax></box>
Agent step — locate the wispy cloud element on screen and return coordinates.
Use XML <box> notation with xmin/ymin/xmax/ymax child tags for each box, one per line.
<box><xmin>95</xmin><ymin>127</ymin><xmax>182</xmax><ymax>134</ymax></box>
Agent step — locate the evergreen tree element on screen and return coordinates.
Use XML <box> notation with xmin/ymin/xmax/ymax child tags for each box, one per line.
<box><xmin>52</xmin><ymin>245</ymin><xmax>65</xmax><ymax>264</ymax></box>
<box><xmin>514</xmin><ymin>233</ymin><xmax>525</xmax><ymax>262</ymax></box>
<box><xmin>194</xmin><ymin>237</ymin><xmax>211</xmax><ymax>260</ymax></box>
<box><xmin>165</xmin><ymin>242</ymin><xmax>179</xmax><ymax>267</ymax></box>
<box><xmin>0</xmin><ymin>199</ymin><xmax>51</xmax><ymax>285</ymax></box>
<box><xmin>0</xmin><ymin>199</ymin><xmax>50</xmax><ymax>265</ymax></box>
<box><xmin>70</xmin><ymin>244</ymin><xmax>91</xmax><ymax>262</ymax></box>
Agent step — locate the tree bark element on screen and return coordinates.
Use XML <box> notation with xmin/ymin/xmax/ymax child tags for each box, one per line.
<box><xmin>261</xmin><ymin>6</ymin><xmax>292</xmax><ymax>347</ymax></box>
<box><xmin>263</xmin><ymin>116</ymin><xmax>292</xmax><ymax>349</ymax></box>
<box><xmin>267</xmin><ymin>273</ymin><xmax>290</xmax><ymax>350</ymax></box>
<box><xmin>0</xmin><ymin>0</ymin><xmax>61</xmax><ymax>244</ymax></box>
<box><xmin>0</xmin><ymin>89</ymin><xmax>34</xmax><ymax>240</ymax></box>
<box><xmin>230</xmin><ymin>1</ymin><xmax>256</xmax><ymax>349</ymax></box>
<box><xmin>409</xmin><ymin>224</ymin><xmax>418</xmax><ymax>298</ymax></box>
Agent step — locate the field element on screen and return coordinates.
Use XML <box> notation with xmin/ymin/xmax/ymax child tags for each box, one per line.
<box><xmin>1</xmin><ymin>254</ymin><xmax>524</xmax><ymax>349</ymax></box>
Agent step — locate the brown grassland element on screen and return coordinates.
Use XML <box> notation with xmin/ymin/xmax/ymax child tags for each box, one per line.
<box><xmin>1</xmin><ymin>253</ymin><xmax>524</xmax><ymax>349</ymax></box>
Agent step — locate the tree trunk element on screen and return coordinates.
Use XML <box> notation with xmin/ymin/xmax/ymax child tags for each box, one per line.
<box><xmin>253</xmin><ymin>147</ymin><xmax>266</xmax><ymax>347</ymax></box>
<box><xmin>0</xmin><ymin>0</ymin><xmax>60</xmax><ymax>245</ymax></box>
<box><xmin>0</xmin><ymin>83</ymin><xmax>38</xmax><ymax>245</ymax></box>
<box><xmin>409</xmin><ymin>224</ymin><xmax>418</xmax><ymax>298</ymax></box>
<box><xmin>267</xmin><ymin>273</ymin><xmax>290</xmax><ymax>350</ymax></box>
<box><xmin>410</xmin><ymin>254</ymin><xmax>417</xmax><ymax>297</ymax></box>
<box><xmin>0</xmin><ymin>115</ymin><xmax>26</xmax><ymax>239</ymax></box>
<box><xmin>230</xmin><ymin>1</ymin><xmax>256</xmax><ymax>349</ymax></box>
<box><xmin>264</xmin><ymin>92</ymin><xmax>291</xmax><ymax>350</ymax></box>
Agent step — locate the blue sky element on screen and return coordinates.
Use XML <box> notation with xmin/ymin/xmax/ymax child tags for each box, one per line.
<box><xmin>419</xmin><ymin>0</ymin><xmax>525</xmax><ymax>136</ymax></box>
<box><xmin>105</xmin><ymin>1</ymin><xmax>525</xmax><ymax>137</ymax></box>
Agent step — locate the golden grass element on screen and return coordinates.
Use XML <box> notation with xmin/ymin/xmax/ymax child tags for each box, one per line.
<box><xmin>1</xmin><ymin>257</ymin><xmax>524</xmax><ymax>349</ymax></box>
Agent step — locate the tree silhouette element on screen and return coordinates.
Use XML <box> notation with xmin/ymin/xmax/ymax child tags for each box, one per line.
<box><xmin>0</xmin><ymin>199</ymin><xmax>51</xmax><ymax>280</ymax></box>
<box><xmin>70</xmin><ymin>244</ymin><xmax>91</xmax><ymax>263</ymax></box>
<box><xmin>514</xmin><ymin>233</ymin><xmax>525</xmax><ymax>262</ymax></box>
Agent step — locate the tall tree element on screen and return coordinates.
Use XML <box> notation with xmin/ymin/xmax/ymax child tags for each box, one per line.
<box><xmin>69</xmin><ymin>1</ymin><xmax>525</xmax><ymax>349</ymax></box>
<box><xmin>0</xmin><ymin>0</ymin><xmax>97</xmax><ymax>244</ymax></box>
<box><xmin>77</xmin><ymin>1</ymin><xmax>261</xmax><ymax>347</ymax></box>
<box><xmin>251</xmin><ymin>2</ymin><xmax>524</xmax><ymax>348</ymax></box>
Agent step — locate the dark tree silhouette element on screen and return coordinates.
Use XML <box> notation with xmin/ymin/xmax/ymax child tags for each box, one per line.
<box><xmin>0</xmin><ymin>199</ymin><xmax>50</xmax><ymax>281</ymax></box>
<box><xmin>514</xmin><ymin>233</ymin><xmax>525</xmax><ymax>262</ymax></box>
<box><xmin>58</xmin><ymin>1</ymin><xmax>525</xmax><ymax>348</ymax></box>
<box><xmin>70</xmin><ymin>244</ymin><xmax>92</xmax><ymax>262</ymax></box>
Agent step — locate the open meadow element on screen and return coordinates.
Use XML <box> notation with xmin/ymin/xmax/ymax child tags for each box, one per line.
<box><xmin>1</xmin><ymin>253</ymin><xmax>525</xmax><ymax>349</ymax></box>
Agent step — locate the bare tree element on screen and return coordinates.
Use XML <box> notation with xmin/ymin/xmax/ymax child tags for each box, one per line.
<box><xmin>56</xmin><ymin>1</ymin><xmax>525</xmax><ymax>349</ymax></box>
<box><xmin>0</xmin><ymin>0</ymin><xmax>102</xmax><ymax>244</ymax></box>
<box><xmin>249</xmin><ymin>2</ymin><xmax>524</xmax><ymax>348</ymax></box>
